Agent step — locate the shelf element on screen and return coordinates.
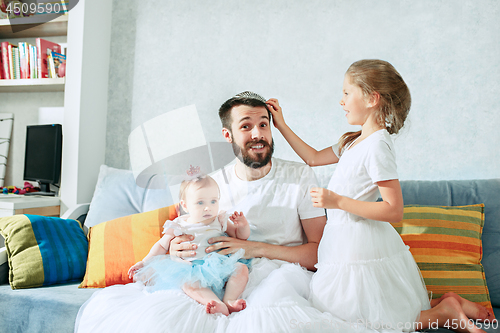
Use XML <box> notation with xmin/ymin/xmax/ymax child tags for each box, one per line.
<box><xmin>0</xmin><ymin>78</ymin><xmax>65</xmax><ymax>92</ymax></box>
<box><xmin>0</xmin><ymin>15</ymin><xmax>67</xmax><ymax>39</ymax></box>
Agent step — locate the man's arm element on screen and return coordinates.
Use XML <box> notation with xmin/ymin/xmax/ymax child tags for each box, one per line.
<box><xmin>204</xmin><ymin>215</ymin><xmax>326</xmax><ymax>271</ymax></box>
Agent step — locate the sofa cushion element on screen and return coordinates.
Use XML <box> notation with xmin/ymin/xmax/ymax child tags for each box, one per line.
<box><xmin>393</xmin><ymin>204</ymin><xmax>494</xmax><ymax>317</ymax></box>
<box><xmin>401</xmin><ymin>179</ymin><xmax>500</xmax><ymax>308</ymax></box>
<box><xmin>84</xmin><ymin>165</ymin><xmax>174</xmax><ymax>228</ymax></box>
<box><xmin>0</xmin><ymin>215</ymin><xmax>88</xmax><ymax>289</ymax></box>
<box><xmin>80</xmin><ymin>204</ymin><xmax>179</xmax><ymax>288</ymax></box>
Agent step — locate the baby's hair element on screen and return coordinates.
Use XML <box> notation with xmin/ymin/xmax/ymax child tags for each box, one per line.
<box><xmin>339</xmin><ymin>59</ymin><xmax>411</xmax><ymax>154</ymax></box>
<box><xmin>178</xmin><ymin>174</ymin><xmax>218</xmax><ymax>201</ymax></box>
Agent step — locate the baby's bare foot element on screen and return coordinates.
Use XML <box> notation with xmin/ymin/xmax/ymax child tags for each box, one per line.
<box><xmin>206</xmin><ymin>300</ymin><xmax>229</xmax><ymax>316</ymax></box>
<box><xmin>226</xmin><ymin>299</ymin><xmax>246</xmax><ymax>313</ymax></box>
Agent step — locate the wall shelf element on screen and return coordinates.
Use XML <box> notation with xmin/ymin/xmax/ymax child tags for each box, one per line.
<box><xmin>0</xmin><ymin>78</ymin><xmax>65</xmax><ymax>92</ymax></box>
<box><xmin>0</xmin><ymin>15</ymin><xmax>68</xmax><ymax>38</ymax></box>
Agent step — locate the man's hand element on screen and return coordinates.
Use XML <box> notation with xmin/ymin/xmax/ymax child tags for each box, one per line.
<box><xmin>169</xmin><ymin>234</ymin><xmax>197</xmax><ymax>259</ymax></box>
<box><xmin>206</xmin><ymin>236</ymin><xmax>263</xmax><ymax>258</ymax></box>
<box><xmin>310</xmin><ymin>187</ymin><xmax>342</xmax><ymax>209</ymax></box>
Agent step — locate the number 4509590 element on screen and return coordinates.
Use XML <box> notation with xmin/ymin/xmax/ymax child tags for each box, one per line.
<box><xmin>6</xmin><ymin>2</ymin><xmax>67</xmax><ymax>16</ymax></box>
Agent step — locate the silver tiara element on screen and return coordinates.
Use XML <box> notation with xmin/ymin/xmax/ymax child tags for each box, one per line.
<box><xmin>235</xmin><ymin>91</ymin><xmax>266</xmax><ymax>103</ymax></box>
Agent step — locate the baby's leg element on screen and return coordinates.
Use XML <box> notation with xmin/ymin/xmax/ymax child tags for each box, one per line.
<box><xmin>223</xmin><ymin>263</ymin><xmax>249</xmax><ymax>313</ymax></box>
<box><xmin>182</xmin><ymin>282</ymin><xmax>229</xmax><ymax>316</ymax></box>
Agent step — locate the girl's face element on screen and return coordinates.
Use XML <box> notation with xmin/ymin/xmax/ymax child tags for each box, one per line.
<box><xmin>182</xmin><ymin>181</ymin><xmax>220</xmax><ymax>223</ymax></box>
<box><xmin>339</xmin><ymin>75</ymin><xmax>372</xmax><ymax>126</ymax></box>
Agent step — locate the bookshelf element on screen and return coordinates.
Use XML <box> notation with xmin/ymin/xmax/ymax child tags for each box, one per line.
<box><xmin>0</xmin><ymin>77</ymin><xmax>64</xmax><ymax>91</ymax></box>
<box><xmin>0</xmin><ymin>15</ymin><xmax>68</xmax><ymax>39</ymax></box>
<box><xmin>0</xmin><ymin>15</ymin><xmax>67</xmax><ymax>91</ymax></box>
<box><xmin>1</xmin><ymin>0</ymin><xmax>113</xmax><ymax>215</ymax></box>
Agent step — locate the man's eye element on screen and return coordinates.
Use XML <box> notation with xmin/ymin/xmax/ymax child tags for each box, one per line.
<box><xmin>261</xmin><ymin>123</ymin><xmax>267</xmax><ymax>127</ymax></box>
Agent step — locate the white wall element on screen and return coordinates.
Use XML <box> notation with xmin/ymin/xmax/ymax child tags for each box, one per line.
<box><xmin>105</xmin><ymin>0</ymin><xmax>500</xmax><ymax>182</ymax></box>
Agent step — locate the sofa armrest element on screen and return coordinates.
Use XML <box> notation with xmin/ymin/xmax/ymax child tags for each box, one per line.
<box><xmin>61</xmin><ymin>203</ymin><xmax>90</xmax><ymax>222</ymax></box>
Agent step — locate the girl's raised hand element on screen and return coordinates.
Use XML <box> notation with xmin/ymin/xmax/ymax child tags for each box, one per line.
<box><xmin>310</xmin><ymin>187</ymin><xmax>341</xmax><ymax>209</ymax></box>
<box><xmin>266</xmin><ymin>98</ymin><xmax>286</xmax><ymax>129</ymax></box>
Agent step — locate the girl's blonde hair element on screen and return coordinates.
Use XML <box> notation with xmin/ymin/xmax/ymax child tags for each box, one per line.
<box><xmin>339</xmin><ymin>59</ymin><xmax>411</xmax><ymax>154</ymax></box>
<box><xmin>178</xmin><ymin>174</ymin><xmax>218</xmax><ymax>201</ymax></box>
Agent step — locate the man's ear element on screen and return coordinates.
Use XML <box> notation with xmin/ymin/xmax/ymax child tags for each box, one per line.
<box><xmin>222</xmin><ymin>128</ymin><xmax>232</xmax><ymax>143</ymax></box>
<box><xmin>367</xmin><ymin>92</ymin><xmax>381</xmax><ymax>108</ymax></box>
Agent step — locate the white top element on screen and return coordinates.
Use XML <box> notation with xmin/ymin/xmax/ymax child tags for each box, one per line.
<box><xmin>212</xmin><ymin>157</ymin><xmax>325</xmax><ymax>247</ymax></box>
<box><xmin>163</xmin><ymin>212</ymin><xmax>228</xmax><ymax>261</ymax></box>
<box><xmin>327</xmin><ymin>129</ymin><xmax>398</xmax><ymax>224</ymax></box>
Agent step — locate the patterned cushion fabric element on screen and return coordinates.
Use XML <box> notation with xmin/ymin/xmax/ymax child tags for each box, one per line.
<box><xmin>0</xmin><ymin>215</ymin><xmax>88</xmax><ymax>289</ymax></box>
<box><xmin>393</xmin><ymin>204</ymin><xmax>495</xmax><ymax>317</ymax></box>
<box><xmin>79</xmin><ymin>204</ymin><xmax>179</xmax><ymax>288</ymax></box>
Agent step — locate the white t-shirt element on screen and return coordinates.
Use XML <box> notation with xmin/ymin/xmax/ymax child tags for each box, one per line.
<box><xmin>212</xmin><ymin>157</ymin><xmax>325</xmax><ymax>247</ymax></box>
<box><xmin>327</xmin><ymin>129</ymin><xmax>398</xmax><ymax>223</ymax></box>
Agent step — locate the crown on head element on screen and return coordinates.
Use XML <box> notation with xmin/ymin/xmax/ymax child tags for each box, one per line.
<box><xmin>235</xmin><ymin>91</ymin><xmax>266</xmax><ymax>103</ymax></box>
<box><xmin>186</xmin><ymin>165</ymin><xmax>201</xmax><ymax>177</ymax></box>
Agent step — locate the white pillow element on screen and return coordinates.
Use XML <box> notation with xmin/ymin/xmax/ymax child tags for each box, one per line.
<box><xmin>84</xmin><ymin>165</ymin><xmax>173</xmax><ymax>227</ymax></box>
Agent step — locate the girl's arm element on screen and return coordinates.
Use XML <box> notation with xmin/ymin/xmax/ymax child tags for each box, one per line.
<box><xmin>310</xmin><ymin>179</ymin><xmax>404</xmax><ymax>223</ymax></box>
<box><xmin>267</xmin><ymin>98</ymin><xmax>338</xmax><ymax>167</ymax></box>
<box><xmin>225</xmin><ymin>211</ymin><xmax>250</xmax><ymax>240</ymax></box>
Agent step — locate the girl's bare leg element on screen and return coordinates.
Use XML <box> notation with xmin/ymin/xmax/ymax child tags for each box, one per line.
<box><xmin>222</xmin><ymin>263</ymin><xmax>249</xmax><ymax>313</ymax></box>
<box><xmin>182</xmin><ymin>283</ymin><xmax>229</xmax><ymax>316</ymax></box>
<box><xmin>418</xmin><ymin>297</ymin><xmax>485</xmax><ymax>333</ymax></box>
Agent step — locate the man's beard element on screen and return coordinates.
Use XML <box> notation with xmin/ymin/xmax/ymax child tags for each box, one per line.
<box><xmin>231</xmin><ymin>137</ymin><xmax>274</xmax><ymax>169</ymax></box>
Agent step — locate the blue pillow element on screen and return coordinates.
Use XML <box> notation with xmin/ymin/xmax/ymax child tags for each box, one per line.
<box><xmin>0</xmin><ymin>215</ymin><xmax>88</xmax><ymax>289</ymax></box>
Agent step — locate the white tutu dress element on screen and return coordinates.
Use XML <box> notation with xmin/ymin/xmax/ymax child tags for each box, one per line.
<box><xmin>133</xmin><ymin>213</ymin><xmax>245</xmax><ymax>299</ymax></box>
<box><xmin>309</xmin><ymin>129</ymin><xmax>431</xmax><ymax>332</ymax></box>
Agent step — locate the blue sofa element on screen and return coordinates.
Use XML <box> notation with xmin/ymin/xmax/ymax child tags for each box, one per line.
<box><xmin>0</xmin><ymin>179</ymin><xmax>499</xmax><ymax>333</ymax></box>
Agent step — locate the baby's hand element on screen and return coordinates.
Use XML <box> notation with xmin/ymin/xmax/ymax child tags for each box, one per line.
<box><xmin>128</xmin><ymin>261</ymin><xmax>144</xmax><ymax>280</ymax></box>
<box><xmin>229</xmin><ymin>211</ymin><xmax>248</xmax><ymax>229</ymax></box>
<box><xmin>266</xmin><ymin>98</ymin><xmax>286</xmax><ymax>129</ymax></box>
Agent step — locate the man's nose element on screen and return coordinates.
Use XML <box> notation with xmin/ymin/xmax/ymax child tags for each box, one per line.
<box><xmin>339</xmin><ymin>99</ymin><xmax>345</xmax><ymax>106</ymax></box>
<box><xmin>251</xmin><ymin>125</ymin><xmax>263</xmax><ymax>140</ymax></box>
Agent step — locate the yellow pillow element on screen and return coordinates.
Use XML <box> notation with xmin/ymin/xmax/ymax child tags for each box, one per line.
<box><xmin>79</xmin><ymin>204</ymin><xmax>179</xmax><ymax>288</ymax></box>
<box><xmin>393</xmin><ymin>204</ymin><xmax>494</xmax><ymax>318</ymax></box>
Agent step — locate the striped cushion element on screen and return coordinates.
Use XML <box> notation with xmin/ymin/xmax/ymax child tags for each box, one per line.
<box><xmin>392</xmin><ymin>204</ymin><xmax>494</xmax><ymax>317</ymax></box>
<box><xmin>0</xmin><ymin>215</ymin><xmax>88</xmax><ymax>289</ymax></box>
<box><xmin>79</xmin><ymin>204</ymin><xmax>179</xmax><ymax>288</ymax></box>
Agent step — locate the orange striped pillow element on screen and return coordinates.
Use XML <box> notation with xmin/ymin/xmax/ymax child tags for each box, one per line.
<box><xmin>79</xmin><ymin>204</ymin><xmax>179</xmax><ymax>288</ymax></box>
<box><xmin>393</xmin><ymin>204</ymin><xmax>495</xmax><ymax>318</ymax></box>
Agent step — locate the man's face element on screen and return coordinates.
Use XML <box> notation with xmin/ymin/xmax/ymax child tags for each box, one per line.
<box><xmin>223</xmin><ymin>105</ymin><xmax>274</xmax><ymax>169</ymax></box>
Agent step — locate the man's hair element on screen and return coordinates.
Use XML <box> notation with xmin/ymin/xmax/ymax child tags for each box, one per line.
<box><xmin>218</xmin><ymin>92</ymin><xmax>271</xmax><ymax>132</ymax></box>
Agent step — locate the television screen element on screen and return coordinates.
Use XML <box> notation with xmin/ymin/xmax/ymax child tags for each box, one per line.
<box><xmin>23</xmin><ymin>124</ymin><xmax>62</xmax><ymax>195</ymax></box>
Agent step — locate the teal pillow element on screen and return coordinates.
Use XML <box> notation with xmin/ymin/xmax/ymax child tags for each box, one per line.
<box><xmin>0</xmin><ymin>214</ymin><xmax>88</xmax><ymax>289</ymax></box>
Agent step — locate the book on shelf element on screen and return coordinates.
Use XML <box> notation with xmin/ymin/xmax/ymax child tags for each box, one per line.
<box><xmin>36</xmin><ymin>38</ymin><xmax>61</xmax><ymax>79</ymax></box>
<box><xmin>0</xmin><ymin>46</ymin><xmax>4</xmax><ymax>79</ymax></box>
<box><xmin>50</xmin><ymin>51</ymin><xmax>65</xmax><ymax>78</ymax></box>
<box><xmin>1</xmin><ymin>42</ymin><xmax>13</xmax><ymax>79</ymax></box>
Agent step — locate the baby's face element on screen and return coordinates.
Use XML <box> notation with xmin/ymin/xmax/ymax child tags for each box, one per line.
<box><xmin>184</xmin><ymin>181</ymin><xmax>220</xmax><ymax>223</ymax></box>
